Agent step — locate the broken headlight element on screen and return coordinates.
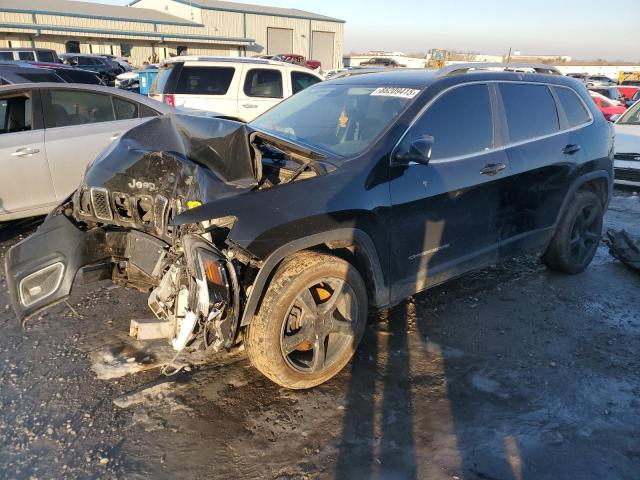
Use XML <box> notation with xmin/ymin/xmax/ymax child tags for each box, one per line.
<box><xmin>196</xmin><ymin>249</ymin><xmax>230</xmax><ymax>309</ymax></box>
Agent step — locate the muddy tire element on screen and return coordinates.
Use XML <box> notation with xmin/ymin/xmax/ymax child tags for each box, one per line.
<box><xmin>245</xmin><ymin>251</ymin><xmax>367</xmax><ymax>389</ymax></box>
<box><xmin>541</xmin><ymin>191</ymin><xmax>603</xmax><ymax>274</ymax></box>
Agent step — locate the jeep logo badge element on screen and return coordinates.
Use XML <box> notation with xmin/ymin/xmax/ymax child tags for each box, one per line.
<box><xmin>128</xmin><ymin>178</ymin><xmax>157</xmax><ymax>191</ymax></box>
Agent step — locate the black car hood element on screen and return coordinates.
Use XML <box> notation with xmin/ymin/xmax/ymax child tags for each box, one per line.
<box><xmin>72</xmin><ymin>114</ymin><xmax>259</xmax><ymax>240</ymax></box>
<box><xmin>84</xmin><ymin>114</ymin><xmax>258</xmax><ymax>191</ymax></box>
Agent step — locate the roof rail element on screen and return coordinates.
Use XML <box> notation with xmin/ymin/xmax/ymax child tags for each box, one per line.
<box><xmin>436</xmin><ymin>62</ymin><xmax>563</xmax><ymax>77</ymax></box>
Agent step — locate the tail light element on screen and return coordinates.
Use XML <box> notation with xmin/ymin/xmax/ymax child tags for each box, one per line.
<box><xmin>163</xmin><ymin>94</ymin><xmax>175</xmax><ymax>107</ymax></box>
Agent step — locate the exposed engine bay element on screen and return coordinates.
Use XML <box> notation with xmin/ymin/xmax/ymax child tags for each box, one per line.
<box><xmin>5</xmin><ymin>115</ymin><xmax>335</xmax><ymax>357</ymax></box>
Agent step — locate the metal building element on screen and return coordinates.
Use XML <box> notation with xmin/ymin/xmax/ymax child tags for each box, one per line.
<box><xmin>0</xmin><ymin>0</ymin><xmax>344</xmax><ymax>68</ymax></box>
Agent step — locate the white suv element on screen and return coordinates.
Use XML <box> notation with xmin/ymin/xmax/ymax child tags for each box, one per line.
<box><xmin>149</xmin><ymin>56</ymin><xmax>323</xmax><ymax>122</ymax></box>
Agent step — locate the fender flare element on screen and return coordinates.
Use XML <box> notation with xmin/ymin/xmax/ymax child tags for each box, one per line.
<box><xmin>554</xmin><ymin>170</ymin><xmax>612</xmax><ymax>228</ymax></box>
<box><xmin>239</xmin><ymin>228</ymin><xmax>388</xmax><ymax>326</ymax></box>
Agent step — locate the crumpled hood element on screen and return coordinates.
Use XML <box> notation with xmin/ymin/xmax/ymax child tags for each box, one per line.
<box><xmin>74</xmin><ymin>115</ymin><xmax>258</xmax><ymax>239</ymax></box>
<box><xmin>85</xmin><ymin>114</ymin><xmax>258</xmax><ymax>190</ymax></box>
<box><xmin>614</xmin><ymin>124</ymin><xmax>640</xmax><ymax>154</ymax></box>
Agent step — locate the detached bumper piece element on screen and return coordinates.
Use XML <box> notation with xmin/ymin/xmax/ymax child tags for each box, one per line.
<box><xmin>5</xmin><ymin>214</ymin><xmax>109</xmax><ymax>321</ymax></box>
<box><xmin>605</xmin><ymin>229</ymin><xmax>640</xmax><ymax>272</ymax></box>
<box><xmin>5</xmin><ymin>213</ymin><xmax>169</xmax><ymax>322</ymax></box>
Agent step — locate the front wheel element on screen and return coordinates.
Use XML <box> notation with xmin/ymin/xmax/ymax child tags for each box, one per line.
<box><xmin>541</xmin><ymin>191</ymin><xmax>603</xmax><ymax>274</ymax></box>
<box><xmin>245</xmin><ymin>252</ymin><xmax>367</xmax><ymax>389</ymax></box>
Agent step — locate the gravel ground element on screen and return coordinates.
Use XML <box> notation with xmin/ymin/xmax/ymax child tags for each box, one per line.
<box><xmin>0</xmin><ymin>190</ymin><xmax>639</xmax><ymax>480</ymax></box>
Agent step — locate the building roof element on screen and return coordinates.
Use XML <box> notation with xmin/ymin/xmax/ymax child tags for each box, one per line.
<box><xmin>130</xmin><ymin>0</ymin><xmax>344</xmax><ymax>23</ymax></box>
<box><xmin>0</xmin><ymin>0</ymin><xmax>199</xmax><ymax>26</ymax></box>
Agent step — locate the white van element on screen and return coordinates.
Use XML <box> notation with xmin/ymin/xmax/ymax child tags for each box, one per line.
<box><xmin>149</xmin><ymin>56</ymin><xmax>323</xmax><ymax>122</ymax></box>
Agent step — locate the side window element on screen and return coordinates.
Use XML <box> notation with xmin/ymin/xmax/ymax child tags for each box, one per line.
<box><xmin>0</xmin><ymin>93</ymin><xmax>32</xmax><ymax>134</ymax></box>
<box><xmin>291</xmin><ymin>71</ymin><xmax>321</xmax><ymax>95</ymax></box>
<box><xmin>403</xmin><ymin>84</ymin><xmax>494</xmax><ymax>160</ymax></box>
<box><xmin>500</xmin><ymin>83</ymin><xmax>559</xmax><ymax>143</ymax></box>
<box><xmin>18</xmin><ymin>51</ymin><xmax>35</xmax><ymax>61</ymax></box>
<box><xmin>140</xmin><ymin>104</ymin><xmax>160</xmax><ymax>118</ymax></box>
<box><xmin>77</xmin><ymin>57</ymin><xmax>96</xmax><ymax>66</ymax></box>
<box><xmin>554</xmin><ymin>87</ymin><xmax>591</xmax><ymax>127</ymax></box>
<box><xmin>244</xmin><ymin>69</ymin><xmax>283</xmax><ymax>98</ymax></box>
<box><xmin>175</xmin><ymin>67</ymin><xmax>235</xmax><ymax>95</ymax></box>
<box><xmin>0</xmin><ymin>52</ymin><xmax>13</xmax><ymax>61</ymax></box>
<box><xmin>38</xmin><ymin>51</ymin><xmax>56</xmax><ymax>63</ymax></box>
<box><xmin>113</xmin><ymin>97</ymin><xmax>138</xmax><ymax>120</ymax></box>
<box><xmin>48</xmin><ymin>90</ymin><xmax>115</xmax><ymax>127</ymax></box>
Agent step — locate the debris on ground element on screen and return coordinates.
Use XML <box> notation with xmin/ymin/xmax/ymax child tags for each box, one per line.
<box><xmin>605</xmin><ymin>229</ymin><xmax>640</xmax><ymax>272</ymax></box>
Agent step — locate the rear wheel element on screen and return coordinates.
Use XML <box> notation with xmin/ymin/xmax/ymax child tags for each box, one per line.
<box><xmin>541</xmin><ymin>191</ymin><xmax>603</xmax><ymax>274</ymax></box>
<box><xmin>245</xmin><ymin>252</ymin><xmax>367</xmax><ymax>389</ymax></box>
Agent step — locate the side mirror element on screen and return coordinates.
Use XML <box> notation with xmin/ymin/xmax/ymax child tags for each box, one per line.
<box><xmin>609</xmin><ymin>114</ymin><xmax>621</xmax><ymax>123</ymax></box>
<box><xmin>393</xmin><ymin>135</ymin><xmax>434</xmax><ymax>165</ymax></box>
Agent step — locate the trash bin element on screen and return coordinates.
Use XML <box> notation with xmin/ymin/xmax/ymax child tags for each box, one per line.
<box><xmin>137</xmin><ymin>69</ymin><xmax>158</xmax><ymax>96</ymax></box>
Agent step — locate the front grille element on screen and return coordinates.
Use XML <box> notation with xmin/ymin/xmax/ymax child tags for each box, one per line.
<box><xmin>615</xmin><ymin>167</ymin><xmax>640</xmax><ymax>183</ymax></box>
<box><xmin>614</xmin><ymin>153</ymin><xmax>640</xmax><ymax>161</ymax></box>
<box><xmin>90</xmin><ymin>187</ymin><xmax>113</xmax><ymax>221</ymax></box>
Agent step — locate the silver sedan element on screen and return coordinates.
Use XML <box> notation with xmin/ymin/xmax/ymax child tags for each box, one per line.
<box><xmin>0</xmin><ymin>83</ymin><xmax>175</xmax><ymax>221</ymax></box>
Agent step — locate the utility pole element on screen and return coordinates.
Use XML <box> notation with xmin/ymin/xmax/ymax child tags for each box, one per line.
<box><xmin>506</xmin><ymin>47</ymin><xmax>512</xmax><ymax>63</ymax></box>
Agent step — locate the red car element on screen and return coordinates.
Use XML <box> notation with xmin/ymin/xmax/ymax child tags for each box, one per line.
<box><xmin>617</xmin><ymin>85</ymin><xmax>639</xmax><ymax>100</ymax></box>
<box><xmin>589</xmin><ymin>91</ymin><xmax>627</xmax><ymax>120</ymax></box>
<box><xmin>272</xmin><ymin>54</ymin><xmax>321</xmax><ymax>71</ymax></box>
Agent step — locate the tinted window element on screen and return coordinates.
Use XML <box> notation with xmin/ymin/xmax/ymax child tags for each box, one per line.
<box><xmin>244</xmin><ymin>69</ymin><xmax>283</xmax><ymax>98</ymax></box>
<box><xmin>19</xmin><ymin>72</ymin><xmax>63</xmax><ymax>83</ymax></box>
<box><xmin>0</xmin><ymin>94</ymin><xmax>32</xmax><ymax>134</ymax></box>
<box><xmin>77</xmin><ymin>57</ymin><xmax>99</xmax><ymax>66</ymax></box>
<box><xmin>291</xmin><ymin>71</ymin><xmax>321</xmax><ymax>94</ymax></box>
<box><xmin>18</xmin><ymin>51</ymin><xmax>35</xmax><ymax>61</ymax></box>
<box><xmin>38</xmin><ymin>51</ymin><xmax>56</xmax><ymax>63</ymax></box>
<box><xmin>0</xmin><ymin>52</ymin><xmax>13</xmax><ymax>61</ymax></box>
<box><xmin>554</xmin><ymin>87</ymin><xmax>590</xmax><ymax>127</ymax></box>
<box><xmin>48</xmin><ymin>90</ymin><xmax>115</xmax><ymax>127</ymax></box>
<box><xmin>140</xmin><ymin>104</ymin><xmax>160</xmax><ymax>118</ymax></box>
<box><xmin>176</xmin><ymin>66</ymin><xmax>235</xmax><ymax>95</ymax></box>
<box><xmin>406</xmin><ymin>84</ymin><xmax>493</xmax><ymax>160</ymax></box>
<box><xmin>113</xmin><ymin>97</ymin><xmax>138</xmax><ymax>120</ymax></box>
<box><xmin>500</xmin><ymin>83</ymin><xmax>559</xmax><ymax>142</ymax></box>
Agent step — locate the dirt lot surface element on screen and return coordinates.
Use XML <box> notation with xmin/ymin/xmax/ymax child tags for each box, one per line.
<box><xmin>1</xmin><ymin>191</ymin><xmax>639</xmax><ymax>480</ymax></box>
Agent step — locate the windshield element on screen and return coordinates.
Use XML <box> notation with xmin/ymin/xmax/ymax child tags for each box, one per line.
<box><xmin>250</xmin><ymin>83</ymin><xmax>417</xmax><ymax>156</ymax></box>
<box><xmin>618</xmin><ymin>102</ymin><xmax>640</xmax><ymax>125</ymax></box>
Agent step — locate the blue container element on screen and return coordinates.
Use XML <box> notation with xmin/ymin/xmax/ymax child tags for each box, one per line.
<box><xmin>137</xmin><ymin>69</ymin><xmax>159</xmax><ymax>96</ymax></box>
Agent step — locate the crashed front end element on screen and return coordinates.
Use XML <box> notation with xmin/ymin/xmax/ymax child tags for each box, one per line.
<box><xmin>5</xmin><ymin>115</ymin><xmax>259</xmax><ymax>352</ymax></box>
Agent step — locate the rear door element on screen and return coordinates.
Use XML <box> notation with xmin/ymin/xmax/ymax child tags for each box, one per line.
<box><xmin>238</xmin><ymin>67</ymin><xmax>284</xmax><ymax>121</ymax></box>
<box><xmin>42</xmin><ymin>88</ymin><xmax>144</xmax><ymax>200</ymax></box>
<box><xmin>0</xmin><ymin>88</ymin><xmax>56</xmax><ymax>217</ymax></box>
<box><xmin>497</xmin><ymin>82</ymin><xmax>588</xmax><ymax>257</ymax></box>
<box><xmin>172</xmin><ymin>63</ymin><xmax>239</xmax><ymax>117</ymax></box>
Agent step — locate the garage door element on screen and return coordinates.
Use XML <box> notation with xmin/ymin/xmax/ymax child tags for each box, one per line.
<box><xmin>267</xmin><ymin>28</ymin><xmax>293</xmax><ymax>55</ymax></box>
<box><xmin>312</xmin><ymin>31</ymin><xmax>335</xmax><ymax>69</ymax></box>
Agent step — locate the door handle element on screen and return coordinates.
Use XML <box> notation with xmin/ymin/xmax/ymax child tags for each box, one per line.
<box><xmin>480</xmin><ymin>163</ymin><xmax>506</xmax><ymax>176</ymax></box>
<box><xmin>563</xmin><ymin>144</ymin><xmax>581</xmax><ymax>155</ymax></box>
<box><xmin>242</xmin><ymin>104</ymin><xmax>258</xmax><ymax>108</ymax></box>
<box><xmin>110</xmin><ymin>133</ymin><xmax>121</xmax><ymax>141</ymax></box>
<box><xmin>11</xmin><ymin>147</ymin><xmax>40</xmax><ymax>157</ymax></box>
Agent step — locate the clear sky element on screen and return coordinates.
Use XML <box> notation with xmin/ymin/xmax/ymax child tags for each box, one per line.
<box><xmin>91</xmin><ymin>0</ymin><xmax>636</xmax><ymax>61</ymax></box>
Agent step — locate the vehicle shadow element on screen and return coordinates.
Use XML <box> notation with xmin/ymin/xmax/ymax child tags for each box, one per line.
<box><xmin>0</xmin><ymin>216</ymin><xmax>44</xmax><ymax>243</ymax></box>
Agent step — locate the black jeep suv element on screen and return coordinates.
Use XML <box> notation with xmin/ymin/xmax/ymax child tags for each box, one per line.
<box><xmin>5</xmin><ymin>64</ymin><xmax>613</xmax><ymax>389</ymax></box>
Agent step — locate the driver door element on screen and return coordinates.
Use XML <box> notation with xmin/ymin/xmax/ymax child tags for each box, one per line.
<box><xmin>389</xmin><ymin>83</ymin><xmax>509</xmax><ymax>301</ymax></box>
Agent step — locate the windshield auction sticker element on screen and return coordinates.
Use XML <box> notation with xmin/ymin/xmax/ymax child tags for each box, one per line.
<box><xmin>371</xmin><ymin>87</ymin><xmax>420</xmax><ymax>99</ymax></box>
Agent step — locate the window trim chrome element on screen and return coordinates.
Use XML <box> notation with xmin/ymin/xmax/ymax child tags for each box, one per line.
<box><xmin>391</xmin><ymin>80</ymin><xmax>595</xmax><ymax>165</ymax></box>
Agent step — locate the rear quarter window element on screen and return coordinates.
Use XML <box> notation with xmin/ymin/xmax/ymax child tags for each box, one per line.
<box><xmin>176</xmin><ymin>66</ymin><xmax>235</xmax><ymax>95</ymax></box>
<box><xmin>500</xmin><ymin>83</ymin><xmax>559</xmax><ymax>143</ymax></box>
<box><xmin>37</xmin><ymin>51</ymin><xmax>56</xmax><ymax>63</ymax></box>
<box><xmin>554</xmin><ymin>87</ymin><xmax>591</xmax><ymax>127</ymax></box>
